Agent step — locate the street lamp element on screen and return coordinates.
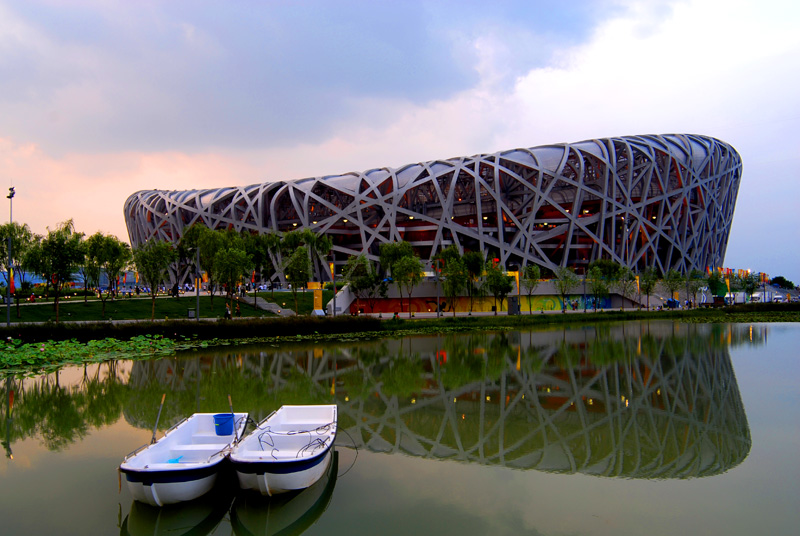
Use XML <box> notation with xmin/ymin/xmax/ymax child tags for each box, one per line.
<box><xmin>583</xmin><ymin>267</ymin><xmax>587</xmax><ymax>312</ymax></box>
<box><xmin>434</xmin><ymin>261</ymin><xmax>440</xmax><ymax>318</ymax></box>
<box><xmin>6</xmin><ymin>187</ymin><xmax>14</xmax><ymax>327</ymax></box>
<box><xmin>330</xmin><ymin>256</ymin><xmax>336</xmax><ymax>317</ymax></box>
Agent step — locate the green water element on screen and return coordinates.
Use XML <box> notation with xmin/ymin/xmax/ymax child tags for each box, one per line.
<box><xmin>1</xmin><ymin>321</ymin><xmax>797</xmax><ymax>535</ymax></box>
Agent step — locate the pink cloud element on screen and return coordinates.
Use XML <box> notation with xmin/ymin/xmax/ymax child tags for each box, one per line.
<box><xmin>0</xmin><ymin>137</ymin><xmax>267</xmax><ymax>241</ymax></box>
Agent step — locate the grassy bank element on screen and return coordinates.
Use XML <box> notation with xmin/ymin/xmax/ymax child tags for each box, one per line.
<box><xmin>0</xmin><ymin>290</ymin><xmax>332</xmax><ymax>323</ymax></box>
<box><xmin>2</xmin><ymin>301</ymin><xmax>798</xmax><ymax>343</ymax></box>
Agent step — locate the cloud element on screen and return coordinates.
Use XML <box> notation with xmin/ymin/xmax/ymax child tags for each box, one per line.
<box><xmin>0</xmin><ymin>0</ymin><xmax>630</xmax><ymax>156</ymax></box>
<box><xmin>0</xmin><ymin>137</ymin><xmax>270</xmax><ymax>240</ymax></box>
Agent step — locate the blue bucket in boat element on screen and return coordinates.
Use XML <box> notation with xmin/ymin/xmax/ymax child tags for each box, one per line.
<box><xmin>214</xmin><ymin>413</ymin><xmax>234</xmax><ymax>436</ymax></box>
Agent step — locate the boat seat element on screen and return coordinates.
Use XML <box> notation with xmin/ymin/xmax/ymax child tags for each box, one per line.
<box><xmin>176</xmin><ymin>443</ymin><xmax>228</xmax><ymax>451</ymax></box>
<box><xmin>192</xmin><ymin>433</ymin><xmax>234</xmax><ymax>444</ymax></box>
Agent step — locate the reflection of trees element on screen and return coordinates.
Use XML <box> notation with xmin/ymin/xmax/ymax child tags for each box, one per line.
<box><xmin>380</xmin><ymin>355</ymin><xmax>425</xmax><ymax>398</ymax></box>
<box><xmin>3</xmin><ymin>363</ymin><xmax>130</xmax><ymax>452</ymax></box>
<box><xmin>83</xmin><ymin>363</ymin><xmax>128</xmax><ymax>429</ymax></box>
<box><xmin>439</xmin><ymin>332</ymin><xmax>506</xmax><ymax>390</ymax></box>
<box><xmin>12</xmin><ymin>373</ymin><xmax>84</xmax><ymax>451</ymax></box>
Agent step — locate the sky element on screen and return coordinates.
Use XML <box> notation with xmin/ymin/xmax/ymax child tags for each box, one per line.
<box><xmin>1</xmin><ymin>0</ymin><xmax>798</xmax><ymax>281</ymax></box>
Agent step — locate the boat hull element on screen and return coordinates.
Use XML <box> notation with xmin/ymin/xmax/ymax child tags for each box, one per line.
<box><xmin>123</xmin><ymin>463</ymin><xmax>223</xmax><ymax>506</ymax></box>
<box><xmin>231</xmin><ymin>451</ymin><xmax>338</xmax><ymax>535</ymax></box>
<box><xmin>230</xmin><ymin>405</ymin><xmax>337</xmax><ymax>496</ymax></box>
<box><xmin>120</xmin><ymin>412</ymin><xmax>248</xmax><ymax>506</ymax></box>
<box><xmin>234</xmin><ymin>449</ymin><xmax>333</xmax><ymax>495</ymax></box>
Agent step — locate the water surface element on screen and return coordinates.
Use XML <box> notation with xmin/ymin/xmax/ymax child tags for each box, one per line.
<box><xmin>1</xmin><ymin>321</ymin><xmax>797</xmax><ymax>535</ymax></box>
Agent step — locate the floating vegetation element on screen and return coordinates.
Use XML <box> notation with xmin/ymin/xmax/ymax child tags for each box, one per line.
<box><xmin>2</xmin><ymin>334</ymin><xmax>182</xmax><ymax>375</ymax></box>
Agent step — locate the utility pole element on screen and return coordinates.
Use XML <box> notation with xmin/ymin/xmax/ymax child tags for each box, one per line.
<box><xmin>6</xmin><ymin>187</ymin><xmax>14</xmax><ymax>327</ymax></box>
<box><xmin>330</xmin><ymin>256</ymin><xmax>336</xmax><ymax>317</ymax></box>
<box><xmin>195</xmin><ymin>247</ymin><xmax>200</xmax><ymax>321</ymax></box>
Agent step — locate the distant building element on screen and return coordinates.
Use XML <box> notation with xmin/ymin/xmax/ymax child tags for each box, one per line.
<box><xmin>124</xmin><ymin>133</ymin><xmax>741</xmax><ymax>283</ymax></box>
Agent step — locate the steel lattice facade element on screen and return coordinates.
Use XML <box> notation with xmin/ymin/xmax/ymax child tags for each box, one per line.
<box><xmin>124</xmin><ymin>133</ymin><xmax>741</xmax><ymax>281</ymax></box>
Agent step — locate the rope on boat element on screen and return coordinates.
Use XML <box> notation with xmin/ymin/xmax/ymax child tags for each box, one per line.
<box><xmin>254</xmin><ymin>421</ymin><xmax>337</xmax><ymax>461</ymax></box>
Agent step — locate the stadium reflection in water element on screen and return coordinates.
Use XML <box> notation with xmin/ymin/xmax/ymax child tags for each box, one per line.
<box><xmin>124</xmin><ymin>321</ymin><xmax>753</xmax><ymax>480</ymax></box>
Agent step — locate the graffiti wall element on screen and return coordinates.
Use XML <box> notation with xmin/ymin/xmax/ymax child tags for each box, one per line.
<box><xmin>350</xmin><ymin>295</ymin><xmax>612</xmax><ymax>314</ymax></box>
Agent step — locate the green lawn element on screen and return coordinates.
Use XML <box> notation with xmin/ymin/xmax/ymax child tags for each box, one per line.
<box><xmin>1</xmin><ymin>290</ymin><xmax>334</xmax><ymax>323</ymax></box>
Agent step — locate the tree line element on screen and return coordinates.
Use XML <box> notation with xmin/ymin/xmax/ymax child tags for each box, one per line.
<box><xmin>0</xmin><ymin>219</ymin><xmax>790</xmax><ymax>322</ymax></box>
<box><xmin>0</xmin><ymin>221</ymin><xmax>334</xmax><ymax>321</ymax></box>
<box><xmin>345</xmin><ymin>247</ymin><xmax>781</xmax><ymax>315</ymax></box>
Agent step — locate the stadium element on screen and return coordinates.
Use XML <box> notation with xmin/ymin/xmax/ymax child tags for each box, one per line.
<box><xmin>124</xmin><ymin>133</ymin><xmax>742</xmax><ymax>284</ymax></box>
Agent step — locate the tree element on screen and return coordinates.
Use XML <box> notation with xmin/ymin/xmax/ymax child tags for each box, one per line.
<box><xmin>440</xmin><ymin>256</ymin><xmax>468</xmax><ymax>317</ymax></box>
<box><xmin>485</xmin><ymin>262</ymin><xmax>514</xmax><ymax>315</ymax></box>
<box><xmin>284</xmin><ymin>246</ymin><xmax>311</xmax><ymax>314</ymax></box>
<box><xmin>177</xmin><ymin>222</ymin><xmax>204</xmax><ymax>280</ymax></box>
<box><xmin>243</xmin><ymin>232</ymin><xmax>274</xmax><ymax>308</ymax></box>
<box><xmin>588</xmin><ymin>259</ymin><xmax>621</xmax><ymax>281</ymax></box>
<box><xmin>214</xmin><ymin>245</ymin><xmax>253</xmax><ymax>316</ymax></box>
<box><xmin>770</xmin><ymin>275</ymin><xmax>795</xmax><ymax>290</ymax></box>
<box><xmin>741</xmin><ymin>271</ymin><xmax>759</xmax><ymax>300</ymax></box>
<box><xmin>180</xmin><ymin>224</ymin><xmax>245</xmax><ymax>304</ymax></box>
<box><xmin>586</xmin><ymin>266</ymin><xmax>609</xmax><ymax>312</ymax></box>
<box><xmin>379</xmin><ymin>241</ymin><xmax>422</xmax><ymax>317</ymax></box>
<box><xmin>685</xmin><ymin>269</ymin><xmax>706</xmax><ymax>307</ymax></box>
<box><xmin>279</xmin><ymin>229</ymin><xmax>332</xmax><ymax>285</ymax></box>
<box><xmin>463</xmin><ymin>251</ymin><xmax>486</xmax><ymax>313</ymax></box>
<box><xmin>79</xmin><ymin>233</ymin><xmax>99</xmax><ymax>304</ymax></box>
<box><xmin>379</xmin><ymin>241</ymin><xmax>415</xmax><ymax>277</ymax></box>
<box><xmin>262</xmin><ymin>231</ymin><xmax>282</xmax><ymax>297</ymax></box>
<box><xmin>638</xmin><ymin>267</ymin><xmax>659</xmax><ymax>310</ymax></box>
<box><xmin>195</xmin><ymin>225</ymin><xmax>226</xmax><ymax>303</ymax></box>
<box><xmin>0</xmin><ymin>222</ymin><xmax>36</xmax><ymax>317</ymax></box>
<box><xmin>615</xmin><ymin>266</ymin><xmax>637</xmax><ymax>311</ymax></box>
<box><xmin>553</xmin><ymin>266</ymin><xmax>579</xmax><ymax>312</ymax></box>
<box><xmin>706</xmin><ymin>271</ymin><xmax>727</xmax><ymax>298</ymax></box>
<box><xmin>342</xmin><ymin>254</ymin><xmax>387</xmax><ymax>313</ymax></box>
<box><xmin>84</xmin><ymin>233</ymin><xmax>131</xmax><ymax>318</ymax></box>
<box><xmin>30</xmin><ymin>220</ymin><xmax>85</xmax><ymax>322</ymax></box>
<box><xmin>132</xmin><ymin>239</ymin><xmax>177</xmax><ymax>320</ymax></box>
<box><xmin>661</xmin><ymin>269</ymin><xmax>685</xmax><ymax>303</ymax></box>
<box><xmin>300</xmin><ymin>228</ymin><xmax>332</xmax><ymax>284</ymax></box>
<box><xmin>179</xmin><ymin>223</ymin><xmax>236</xmax><ymax>302</ymax></box>
<box><xmin>433</xmin><ymin>245</ymin><xmax>466</xmax><ymax>316</ymax></box>
<box><xmin>101</xmin><ymin>234</ymin><xmax>131</xmax><ymax>312</ymax></box>
<box><xmin>587</xmin><ymin>259</ymin><xmax>621</xmax><ymax>310</ymax></box>
<box><xmin>392</xmin><ymin>255</ymin><xmax>424</xmax><ymax>318</ymax></box>
<box><xmin>521</xmin><ymin>264</ymin><xmax>541</xmax><ymax>314</ymax></box>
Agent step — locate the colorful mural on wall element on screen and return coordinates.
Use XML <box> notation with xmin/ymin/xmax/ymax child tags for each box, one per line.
<box><xmin>349</xmin><ymin>295</ymin><xmax>612</xmax><ymax>315</ymax></box>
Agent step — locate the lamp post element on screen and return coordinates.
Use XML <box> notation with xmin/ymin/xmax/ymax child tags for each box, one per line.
<box><xmin>195</xmin><ymin>247</ymin><xmax>200</xmax><ymax>322</ymax></box>
<box><xmin>6</xmin><ymin>187</ymin><xmax>14</xmax><ymax>327</ymax></box>
<box><xmin>434</xmin><ymin>261</ymin><xmax>440</xmax><ymax>318</ymax></box>
<box><xmin>330</xmin><ymin>256</ymin><xmax>336</xmax><ymax>317</ymax></box>
<box><xmin>583</xmin><ymin>267</ymin><xmax>587</xmax><ymax>312</ymax></box>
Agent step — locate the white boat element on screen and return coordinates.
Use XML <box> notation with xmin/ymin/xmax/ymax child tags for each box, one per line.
<box><xmin>120</xmin><ymin>412</ymin><xmax>248</xmax><ymax>506</ymax></box>
<box><xmin>231</xmin><ymin>451</ymin><xmax>338</xmax><ymax>535</ymax></box>
<box><xmin>230</xmin><ymin>405</ymin><xmax>337</xmax><ymax>496</ymax></box>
